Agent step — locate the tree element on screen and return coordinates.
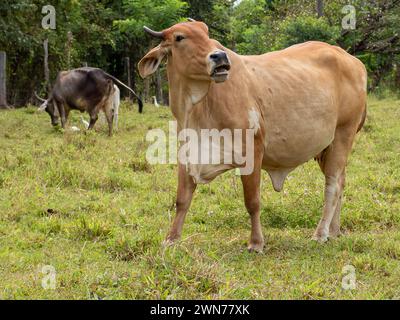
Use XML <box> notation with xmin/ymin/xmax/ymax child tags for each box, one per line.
<box><xmin>275</xmin><ymin>16</ymin><xmax>340</xmax><ymax>49</ymax></box>
<box><xmin>186</xmin><ymin>0</ymin><xmax>233</xmax><ymax>44</ymax></box>
<box><xmin>230</xmin><ymin>0</ymin><xmax>272</xmax><ymax>54</ymax></box>
<box><xmin>1</xmin><ymin>0</ymin><xmax>399</xmax><ymax>106</ymax></box>
<box><xmin>0</xmin><ymin>0</ymin><xmax>118</xmax><ymax>105</ymax></box>
<box><xmin>316</xmin><ymin>0</ymin><xmax>324</xmax><ymax>18</ymax></box>
<box><xmin>324</xmin><ymin>0</ymin><xmax>400</xmax><ymax>90</ymax></box>
<box><xmin>114</xmin><ymin>0</ymin><xmax>188</xmax><ymax>102</ymax></box>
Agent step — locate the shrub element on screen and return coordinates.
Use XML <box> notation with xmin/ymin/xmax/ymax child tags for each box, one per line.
<box><xmin>275</xmin><ymin>16</ymin><xmax>340</xmax><ymax>49</ymax></box>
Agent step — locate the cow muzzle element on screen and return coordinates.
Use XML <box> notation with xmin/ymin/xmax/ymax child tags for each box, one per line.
<box><xmin>209</xmin><ymin>50</ymin><xmax>231</xmax><ymax>83</ymax></box>
<box><xmin>38</xmin><ymin>101</ymin><xmax>48</xmax><ymax>112</ymax></box>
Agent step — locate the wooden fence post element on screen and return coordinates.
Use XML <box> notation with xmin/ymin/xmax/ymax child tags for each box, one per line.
<box><xmin>66</xmin><ymin>31</ymin><xmax>73</xmax><ymax>70</ymax></box>
<box><xmin>125</xmin><ymin>57</ymin><xmax>132</xmax><ymax>101</ymax></box>
<box><xmin>0</xmin><ymin>51</ymin><xmax>7</xmax><ymax>108</ymax></box>
<box><xmin>144</xmin><ymin>78</ymin><xmax>150</xmax><ymax>103</ymax></box>
<box><xmin>155</xmin><ymin>68</ymin><xmax>163</xmax><ymax>106</ymax></box>
<box><xmin>43</xmin><ymin>39</ymin><xmax>50</xmax><ymax>95</ymax></box>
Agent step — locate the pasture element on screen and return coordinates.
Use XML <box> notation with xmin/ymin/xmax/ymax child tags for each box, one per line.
<box><xmin>0</xmin><ymin>95</ymin><xmax>399</xmax><ymax>300</ymax></box>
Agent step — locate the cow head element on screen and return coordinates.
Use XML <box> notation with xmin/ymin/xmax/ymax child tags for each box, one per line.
<box><xmin>138</xmin><ymin>20</ymin><xmax>231</xmax><ymax>84</ymax></box>
<box><xmin>36</xmin><ymin>93</ymin><xmax>59</xmax><ymax>126</ymax></box>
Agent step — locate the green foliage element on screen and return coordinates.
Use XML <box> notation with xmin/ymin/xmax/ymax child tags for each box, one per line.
<box><xmin>230</xmin><ymin>0</ymin><xmax>272</xmax><ymax>54</ymax></box>
<box><xmin>114</xmin><ymin>0</ymin><xmax>188</xmax><ymax>35</ymax></box>
<box><xmin>1</xmin><ymin>0</ymin><xmax>399</xmax><ymax>104</ymax></box>
<box><xmin>235</xmin><ymin>24</ymin><xmax>268</xmax><ymax>54</ymax></box>
<box><xmin>274</xmin><ymin>16</ymin><xmax>340</xmax><ymax>49</ymax></box>
<box><xmin>0</xmin><ymin>0</ymin><xmax>120</xmax><ymax>104</ymax></box>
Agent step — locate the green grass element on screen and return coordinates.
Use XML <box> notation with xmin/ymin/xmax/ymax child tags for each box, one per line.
<box><xmin>0</xmin><ymin>96</ymin><xmax>399</xmax><ymax>300</ymax></box>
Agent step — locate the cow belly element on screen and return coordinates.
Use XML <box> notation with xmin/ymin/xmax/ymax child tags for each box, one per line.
<box><xmin>188</xmin><ymin>163</ymin><xmax>233</xmax><ymax>184</ymax></box>
<box><xmin>261</xmin><ymin>126</ymin><xmax>334</xmax><ymax>192</ymax></box>
<box><xmin>262</xmin><ymin>121</ymin><xmax>335</xmax><ymax>168</ymax></box>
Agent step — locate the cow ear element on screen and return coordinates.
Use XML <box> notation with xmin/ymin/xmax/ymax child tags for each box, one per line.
<box><xmin>138</xmin><ymin>45</ymin><xmax>167</xmax><ymax>78</ymax></box>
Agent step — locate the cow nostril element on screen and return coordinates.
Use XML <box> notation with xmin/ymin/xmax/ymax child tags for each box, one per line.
<box><xmin>210</xmin><ymin>51</ymin><xmax>228</xmax><ymax>63</ymax></box>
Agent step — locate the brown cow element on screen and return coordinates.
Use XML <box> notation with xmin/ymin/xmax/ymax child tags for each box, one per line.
<box><xmin>138</xmin><ymin>20</ymin><xmax>367</xmax><ymax>252</ymax></box>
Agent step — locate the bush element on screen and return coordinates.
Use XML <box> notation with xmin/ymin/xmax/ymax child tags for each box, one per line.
<box><xmin>275</xmin><ymin>16</ymin><xmax>340</xmax><ymax>49</ymax></box>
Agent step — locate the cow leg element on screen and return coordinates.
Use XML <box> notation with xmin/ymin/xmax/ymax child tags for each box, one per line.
<box><xmin>55</xmin><ymin>101</ymin><xmax>67</xmax><ymax>129</ymax></box>
<box><xmin>88</xmin><ymin>112</ymin><xmax>98</xmax><ymax>131</ymax></box>
<box><xmin>165</xmin><ymin>164</ymin><xmax>197</xmax><ymax>245</ymax></box>
<box><xmin>241</xmin><ymin>164</ymin><xmax>264</xmax><ymax>253</ymax></box>
<box><xmin>313</xmin><ymin>130</ymin><xmax>354</xmax><ymax>243</ymax></box>
<box><xmin>104</xmin><ymin>108</ymin><xmax>114</xmax><ymax>137</ymax></box>
<box><xmin>329</xmin><ymin>172</ymin><xmax>345</xmax><ymax>238</ymax></box>
<box><xmin>64</xmin><ymin>108</ymin><xmax>70</xmax><ymax>127</ymax></box>
<box><xmin>60</xmin><ymin>106</ymin><xmax>69</xmax><ymax>129</ymax></box>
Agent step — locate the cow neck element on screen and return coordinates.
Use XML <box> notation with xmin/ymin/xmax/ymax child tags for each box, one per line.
<box><xmin>167</xmin><ymin>70</ymin><xmax>210</xmax><ymax>131</ymax></box>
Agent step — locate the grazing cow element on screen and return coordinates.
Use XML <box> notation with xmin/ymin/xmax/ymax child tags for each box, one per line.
<box><xmin>36</xmin><ymin>67</ymin><xmax>143</xmax><ymax>136</ymax></box>
<box><xmin>138</xmin><ymin>20</ymin><xmax>367</xmax><ymax>252</ymax></box>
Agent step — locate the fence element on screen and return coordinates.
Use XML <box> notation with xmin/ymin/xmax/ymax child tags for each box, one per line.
<box><xmin>0</xmin><ymin>51</ymin><xmax>7</xmax><ymax>108</ymax></box>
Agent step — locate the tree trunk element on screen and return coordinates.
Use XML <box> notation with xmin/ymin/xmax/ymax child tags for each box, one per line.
<box><xmin>0</xmin><ymin>51</ymin><xmax>8</xmax><ymax>108</ymax></box>
<box><xmin>125</xmin><ymin>57</ymin><xmax>132</xmax><ymax>102</ymax></box>
<box><xmin>43</xmin><ymin>39</ymin><xmax>50</xmax><ymax>95</ymax></box>
<box><xmin>316</xmin><ymin>0</ymin><xmax>324</xmax><ymax>18</ymax></box>
<box><xmin>144</xmin><ymin>77</ymin><xmax>150</xmax><ymax>103</ymax></box>
<box><xmin>66</xmin><ymin>31</ymin><xmax>73</xmax><ymax>70</ymax></box>
<box><xmin>395</xmin><ymin>62</ymin><xmax>400</xmax><ymax>88</ymax></box>
<box><xmin>155</xmin><ymin>68</ymin><xmax>163</xmax><ymax>106</ymax></box>
<box><xmin>370</xmin><ymin>58</ymin><xmax>393</xmax><ymax>91</ymax></box>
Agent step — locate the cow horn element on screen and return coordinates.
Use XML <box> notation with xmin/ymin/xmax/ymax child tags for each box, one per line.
<box><xmin>187</xmin><ymin>18</ymin><xmax>196</xmax><ymax>22</ymax></box>
<box><xmin>34</xmin><ymin>91</ymin><xmax>46</xmax><ymax>103</ymax></box>
<box><xmin>143</xmin><ymin>26</ymin><xmax>164</xmax><ymax>40</ymax></box>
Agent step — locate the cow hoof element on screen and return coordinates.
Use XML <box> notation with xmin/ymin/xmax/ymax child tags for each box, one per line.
<box><xmin>162</xmin><ymin>238</ymin><xmax>177</xmax><ymax>248</ymax></box>
<box><xmin>311</xmin><ymin>234</ymin><xmax>329</xmax><ymax>243</ymax></box>
<box><xmin>247</xmin><ymin>243</ymin><xmax>264</xmax><ymax>253</ymax></box>
<box><xmin>329</xmin><ymin>231</ymin><xmax>342</xmax><ymax>239</ymax></box>
<box><xmin>329</xmin><ymin>228</ymin><xmax>343</xmax><ymax>238</ymax></box>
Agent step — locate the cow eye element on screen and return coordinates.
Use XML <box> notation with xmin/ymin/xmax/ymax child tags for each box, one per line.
<box><xmin>175</xmin><ymin>35</ymin><xmax>185</xmax><ymax>42</ymax></box>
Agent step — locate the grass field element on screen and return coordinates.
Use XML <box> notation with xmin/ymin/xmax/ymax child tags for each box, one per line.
<box><xmin>0</xmin><ymin>96</ymin><xmax>399</xmax><ymax>300</ymax></box>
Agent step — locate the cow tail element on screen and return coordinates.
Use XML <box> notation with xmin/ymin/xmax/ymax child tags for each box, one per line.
<box><xmin>138</xmin><ymin>97</ymin><xmax>144</xmax><ymax>114</ymax></box>
<box><xmin>357</xmin><ymin>104</ymin><xmax>367</xmax><ymax>133</ymax></box>
<box><xmin>103</xmin><ymin>72</ymin><xmax>144</xmax><ymax>113</ymax></box>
